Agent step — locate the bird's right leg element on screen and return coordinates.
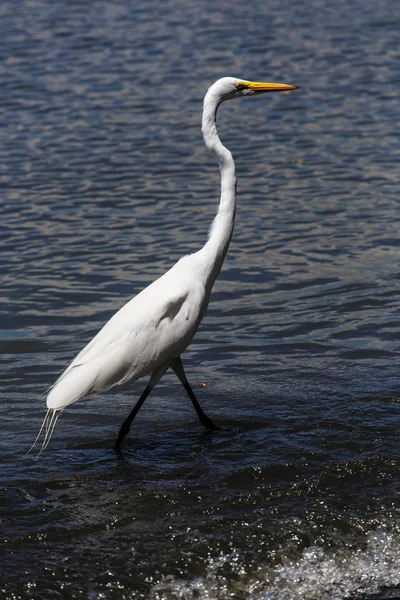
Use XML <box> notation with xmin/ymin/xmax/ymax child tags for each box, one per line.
<box><xmin>171</xmin><ymin>356</ymin><xmax>219</xmax><ymax>430</ymax></box>
<box><xmin>114</xmin><ymin>363</ymin><xmax>169</xmax><ymax>452</ymax></box>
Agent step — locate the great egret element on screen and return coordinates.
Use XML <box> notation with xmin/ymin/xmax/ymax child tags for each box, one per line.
<box><xmin>29</xmin><ymin>77</ymin><xmax>298</xmax><ymax>456</ymax></box>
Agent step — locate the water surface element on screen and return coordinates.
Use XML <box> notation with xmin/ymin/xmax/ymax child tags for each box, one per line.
<box><xmin>1</xmin><ymin>0</ymin><xmax>400</xmax><ymax>598</ymax></box>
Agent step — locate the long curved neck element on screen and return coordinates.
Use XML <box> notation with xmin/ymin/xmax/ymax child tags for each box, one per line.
<box><xmin>199</xmin><ymin>89</ymin><xmax>237</xmax><ymax>291</ymax></box>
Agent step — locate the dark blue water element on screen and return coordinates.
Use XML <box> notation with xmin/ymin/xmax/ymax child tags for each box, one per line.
<box><xmin>1</xmin><ymin>1</ymin><xmax>400</xmax><ymax>598</ymax></box>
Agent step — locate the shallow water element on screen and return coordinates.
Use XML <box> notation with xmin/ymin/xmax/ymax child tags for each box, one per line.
<box><xmin>1</xmin><ymin>0</ymin><xmax>400</xmax><ymax>599</ymax></box>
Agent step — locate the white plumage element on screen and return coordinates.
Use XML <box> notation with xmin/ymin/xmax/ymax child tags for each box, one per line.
<box><xmin>29</xmin><ymin>76</ymin><xmax>298</xmax><ymax>455</ymax></box>
<box><xmin>47</xmin><ymin>255</ymin><xmax>205</xmax><ymax>409</ymax></box>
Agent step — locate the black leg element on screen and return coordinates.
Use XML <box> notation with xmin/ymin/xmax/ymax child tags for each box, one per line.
<box><xmin>171</xmin><ymin>356</ymin><xmax>219</xmax><ymax>430</ymax></box>
<box><xmin>114</xmin><ymin>384</ymin><xmax>152</xmax><ymax>451</ymax></box>
<box><xmin>114</xmin><ymin>363</ymin><xmax>170</xmax><ymax>452</ymax></box>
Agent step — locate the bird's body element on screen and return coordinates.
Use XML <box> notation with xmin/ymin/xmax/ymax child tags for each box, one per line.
<box><xmin>48</xmin><ymin>253</ymin><xmax>208</xmax><ymax>410</ymax></box>
<box><xmin>30</xmin><ymin>76</ymin><xmax>298</xmax><ymax>455</ymax></box>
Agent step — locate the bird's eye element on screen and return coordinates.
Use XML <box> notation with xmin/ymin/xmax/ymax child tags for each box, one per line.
<box><xmin>235</xmin><ymin>82</ymin><xmax>248</xmax><ymax>90</ymax></box>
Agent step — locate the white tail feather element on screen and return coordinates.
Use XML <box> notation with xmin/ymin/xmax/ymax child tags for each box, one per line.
<box><xmin>26</xmin><ymin>409</ymin><xmax>62</xmax><ymax>458</ymax></box>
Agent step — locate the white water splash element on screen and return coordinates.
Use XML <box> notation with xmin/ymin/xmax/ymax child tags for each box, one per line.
<box><xmin>149</xmin><ymin>527</ymin><xmax>400</xmax><ymax>600</ymax></box>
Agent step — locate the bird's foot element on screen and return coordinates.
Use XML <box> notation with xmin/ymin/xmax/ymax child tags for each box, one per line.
<box><xmin>201</xmin><ymin>418</ymin><xmax>220</xmax><ymax>431</ymax></box>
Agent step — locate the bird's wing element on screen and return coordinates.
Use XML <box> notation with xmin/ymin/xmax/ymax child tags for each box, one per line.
<box><xmin>47</xmin><ymin>258</ymin><xmax>205</xmax><ymax>409</ymax></box>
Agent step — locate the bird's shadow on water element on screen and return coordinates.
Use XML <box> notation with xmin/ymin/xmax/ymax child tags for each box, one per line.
<box><xmin>66</xmin><ymin>415</ymin><xmax>260</xmax><ymax>452</ymax></box>
<box><xmin>100</xmin><ymin>421</ymin><xmax>242</xmax><ymax>456</ymax></box>
<box><xmin>44</xmin><ymin>418</ymin><xmax>263</xmax><ymax>475</ymax></box>
<box><xmin>21</xmin><ymin>415</ymin><xmax>281</xmax><ymax>484</ymax></box>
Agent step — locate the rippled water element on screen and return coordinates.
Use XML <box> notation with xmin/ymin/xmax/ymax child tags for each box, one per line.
<box><xmin>1</xmin><ymin>0</ymin><xmax>400</xmax><ymax>599</ymax></box>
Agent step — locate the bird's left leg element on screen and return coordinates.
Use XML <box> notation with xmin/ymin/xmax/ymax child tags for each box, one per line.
<box><xmin>114</xmin><ymin>363</ymin><xmax>170</xmax><ymax>451</ymax></box>
<box><xmin>171</xmin><ymin>356</ymin><xmax>219</xmax><ymax>430</ymax></box>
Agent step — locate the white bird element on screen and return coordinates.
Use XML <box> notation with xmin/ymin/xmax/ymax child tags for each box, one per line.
<box><xmin>29</xmin><ymin>76</ymin><xmax>298</xmax><ymax>455</ymax></box>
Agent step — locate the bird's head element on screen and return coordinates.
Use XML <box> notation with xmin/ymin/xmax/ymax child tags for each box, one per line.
<box><xmin>208</xmin><ymin>77</ymin><xmax>299</xmax><ymax>103</ymax></box>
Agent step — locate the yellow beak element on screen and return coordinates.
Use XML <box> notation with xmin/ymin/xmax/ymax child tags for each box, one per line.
<box><xmin>236</xmin><ymin>81</ymin><xmax>299</xmax><ymax>92</ymax></box>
